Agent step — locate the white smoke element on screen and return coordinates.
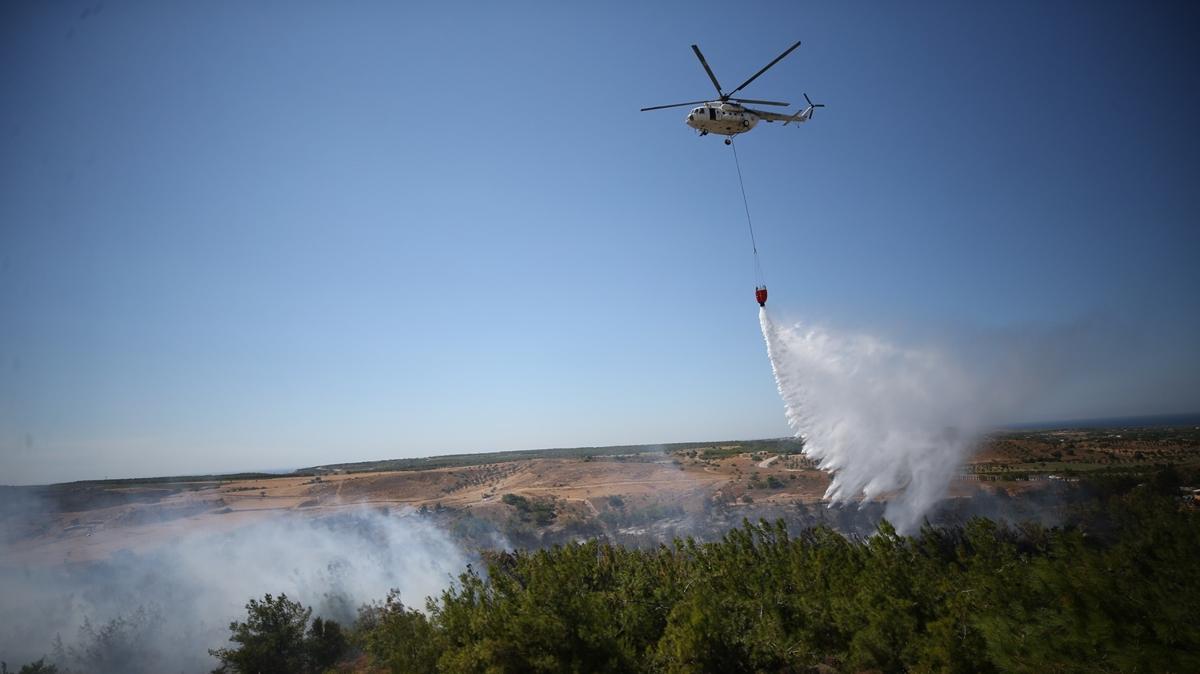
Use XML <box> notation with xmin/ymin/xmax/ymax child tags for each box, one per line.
<box><xmin>0</xmin><ymin>508</ymin><xmax>469</xmax><ymax>672</ymax></box>
<box><xmin>760</xmin><ymin>308</ymin><xmax>1000</xmax><ymax>532</ymax></box>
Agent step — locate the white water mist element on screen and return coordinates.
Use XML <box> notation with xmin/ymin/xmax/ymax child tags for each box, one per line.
<box><xmin>0</xmin><ymin>509</ymin><xmax>469</xmax><ymax>671</ymax></box>
<box><xmin>760</xmin><ymin>308</ymin><xmax>994</xmax><ymax>532</ymax></box>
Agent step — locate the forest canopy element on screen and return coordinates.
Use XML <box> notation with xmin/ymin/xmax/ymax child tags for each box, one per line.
<box><xmin>193</xmin><ymin>474</ymin><xmax>1200</xmax><ymax>673</ymax></box>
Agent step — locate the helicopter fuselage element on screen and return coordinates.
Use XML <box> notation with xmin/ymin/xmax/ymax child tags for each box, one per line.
<box><xmin>685</xmin><ymin>102</ymin><xmax>759</xmax><ymax>137</ymax></box>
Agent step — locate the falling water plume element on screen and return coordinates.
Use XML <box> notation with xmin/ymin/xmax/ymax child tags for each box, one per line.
<box><xmin>759</xmin><ymin>308</ymin><xmax>991</xmax><ymax>532</ymax></box>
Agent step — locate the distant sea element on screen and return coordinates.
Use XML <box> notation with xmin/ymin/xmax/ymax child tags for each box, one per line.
<box><xmin>1004</xmin><ymin>413</ymin><xmax>1200</xmax><ymax>430</ymax></box>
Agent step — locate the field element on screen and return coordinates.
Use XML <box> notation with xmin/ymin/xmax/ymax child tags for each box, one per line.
<box><xmin>2</xmin><ymin>425</ymin><xmax>1198</xmax><ymax>565</ymax></box>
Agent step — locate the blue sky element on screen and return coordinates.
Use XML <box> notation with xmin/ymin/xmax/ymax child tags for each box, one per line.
<box><xmin>2</xmin><ymin>1</ymin><xmax>1197</xmax><ymax>484</ymax></box>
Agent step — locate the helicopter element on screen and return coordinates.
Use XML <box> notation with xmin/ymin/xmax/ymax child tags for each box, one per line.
<box><xmin>641</xmin><ymin>41</ymin><xmax>823</xmax><ymax>144</ymax></box>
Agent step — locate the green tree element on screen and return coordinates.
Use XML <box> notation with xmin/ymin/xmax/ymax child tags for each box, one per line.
<box><xmin>210</xmin><ymin>593</ymin><xmax>347</xmax><ymax>674</ymax></box>
<box><xmin>356</xmin><ymin>591</ymin><xmax>441</xmax><ymax>674</ymax></box>
<box><xmin>306</xmin><ymin>617</ymin><xmax>347</xmax><ymax>672</ymax></box>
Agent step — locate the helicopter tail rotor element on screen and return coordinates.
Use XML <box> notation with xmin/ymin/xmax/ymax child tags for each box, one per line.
<box><xmin>803</xmin><ymin>92</ymin><xmax>825</xmax><ymax>117</ymax></box>
<box><xmin>784</xmin><ymin>93</ymin><xmax>825</xmax><ymax>126</ymax></box>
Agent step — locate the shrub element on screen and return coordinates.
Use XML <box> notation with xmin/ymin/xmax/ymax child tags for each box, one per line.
<box><xmin>355</xmin><ymin>591</ymin><xmax>439</xmax><ymax>674</ymax></box>
<box><xmin>209</xmin><ymin>593</ymin><xmax>348</xmax><ymax>674</ymax></box>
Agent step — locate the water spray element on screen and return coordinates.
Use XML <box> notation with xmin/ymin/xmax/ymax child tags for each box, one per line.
<box><xmin>759</xmin><ymin>309</ymin><xmax>990</xmax><ymax>532</ymax></box>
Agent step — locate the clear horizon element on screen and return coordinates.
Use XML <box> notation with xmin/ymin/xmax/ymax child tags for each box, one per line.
<box><xmin>8</xmin><ymin>411</ymin><xmax>1199</xmax><ymax>487</ymax></box>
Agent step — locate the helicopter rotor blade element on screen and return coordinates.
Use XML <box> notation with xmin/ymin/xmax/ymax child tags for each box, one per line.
<box><xmin>640</xmin><ymin>100</ymin><xmax>710</xmax><ymax>112</ymax></box>
<box><xmin>728</xmin><ymin>40</ymin><xmax>802</xmax><ymax>97</ymax></box>
<box><xmin>730</xmin><ymin>98</ymin><xmax>790</xmax><ymax>107</ymax></box>
<box><xmin>802</xmin><ymin>92</ymin><xmax>826</xmax><ymax>117</ymax></box>
<box><xmin>691</xmin><ymin>44</ymin><xmax>725</xmax><ymax>98</ymax></box>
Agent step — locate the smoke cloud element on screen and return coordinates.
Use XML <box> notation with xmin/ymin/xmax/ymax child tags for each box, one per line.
<box><xmin>760</xmin><ymin>308</ymin><xmax>1019</xmax><ymax>532</ymax></box>
<box><xmin>0</xmin><ymin>508</ymin><xmax>469</xmax><ymax>672</ymax></box>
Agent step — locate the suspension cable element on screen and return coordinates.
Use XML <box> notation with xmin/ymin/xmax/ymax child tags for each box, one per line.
<box><xmin>729</xmin><ymin>139</ymin><xmax>765</xmax><ymax>285</ymax></box>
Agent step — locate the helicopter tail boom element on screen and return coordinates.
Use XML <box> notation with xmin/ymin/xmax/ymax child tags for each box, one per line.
<box><xmin>749</xmin><ymin>93</ymin><xmax>824</xmax><ymax>126</ymax></box>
